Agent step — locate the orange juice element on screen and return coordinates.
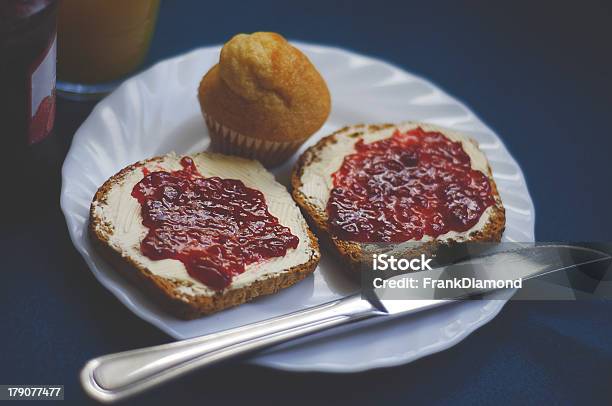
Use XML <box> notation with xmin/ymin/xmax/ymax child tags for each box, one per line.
<box><xmin>58</xmin><ymin>0</ymin><xmax>160</xmax><ymax>84</ymax></box>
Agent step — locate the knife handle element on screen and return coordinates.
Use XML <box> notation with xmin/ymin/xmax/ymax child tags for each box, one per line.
<box><xmin>81</xmin><ymin>294</ymin><xmax>381</xmax><ymax>403</ymax></box>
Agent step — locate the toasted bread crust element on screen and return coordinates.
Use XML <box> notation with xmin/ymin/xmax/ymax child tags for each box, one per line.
<box><xmin>291</xmin><ymin>123</ymin><xmax>506</xmax><ymax>271</ymax></box>
<box><xmin>90</xmin><ymin>155</ymin><xmax>320</xmax><ymax>319</ymax></box>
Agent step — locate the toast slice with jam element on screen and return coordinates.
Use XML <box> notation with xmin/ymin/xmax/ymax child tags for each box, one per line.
<box><xmin>90</xmin><ymin>152</ymin><xmax>319</xmax><ymax>319</ymax></box>
<box><xmin>291</xmin><ymin>122</ymin><xmax>505</xmax><ymax>271</ymax></box>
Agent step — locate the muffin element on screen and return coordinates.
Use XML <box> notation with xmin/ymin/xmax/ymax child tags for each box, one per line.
<box><xmin>198</xmin><ymin>32</ymin><xmax>331</xmax><ymax>167</ymax></box>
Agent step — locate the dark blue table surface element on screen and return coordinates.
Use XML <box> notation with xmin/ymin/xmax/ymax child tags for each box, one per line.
<box><xmin>3</xmin><ymin>1</ymin><xmax>612</xmax><ymax>405</ymax></box>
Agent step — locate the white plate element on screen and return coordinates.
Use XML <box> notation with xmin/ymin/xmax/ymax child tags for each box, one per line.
<box><xmin>61</xmin><ymin>43</ymin><xmax>535</xmax><ymax>372</ymax></box>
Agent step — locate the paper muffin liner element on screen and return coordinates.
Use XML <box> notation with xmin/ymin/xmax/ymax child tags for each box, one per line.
<box><xmin>204</xmin><ymin>114</ymin><xmax>307</xmax><ymax>167</ymax></box>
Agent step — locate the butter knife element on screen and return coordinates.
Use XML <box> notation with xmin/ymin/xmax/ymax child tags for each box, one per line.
<box><xmin>81</xmin><ymin>244</ymin><xmax>610</xmax><ymax>403</ymax></box>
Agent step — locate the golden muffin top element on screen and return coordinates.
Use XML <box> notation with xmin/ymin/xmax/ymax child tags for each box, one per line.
<box><xmin>199</xmin><ymin>32</ymin><xmax>331</xmax><ymax>142</ymax></box>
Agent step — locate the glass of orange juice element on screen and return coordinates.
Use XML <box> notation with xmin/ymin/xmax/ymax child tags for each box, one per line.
<box><xmin>57</xmin><ymin>0</ymin><xmax>160</xmax><ymax>100</ymax></box>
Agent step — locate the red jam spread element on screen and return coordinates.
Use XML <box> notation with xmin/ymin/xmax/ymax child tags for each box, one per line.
<box><xmin>131</xmin><ymin>157</ymin><xmax>299</xmax><ymax>290</ymax></box>
<box><xmin>327</xmin><ymin>127</ymin><xmax>495</xmax><ymax>242</ymax></box>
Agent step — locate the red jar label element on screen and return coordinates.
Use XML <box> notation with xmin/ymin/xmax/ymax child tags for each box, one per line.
<box><xmin>27</xmin><ymin>34</ymin><xmax>56</xmax><ymax>145</ymax></box>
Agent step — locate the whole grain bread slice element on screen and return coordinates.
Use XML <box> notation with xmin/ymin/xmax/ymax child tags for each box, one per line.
<box><xmin>291</xmin><ymin>122</ymin><xmax>505</xmax><ymax>272</ymax></box>
<box><xmin>90</xmin><ymin>152</ymin><xmax>320</xmax><ymax>319</ymax></box>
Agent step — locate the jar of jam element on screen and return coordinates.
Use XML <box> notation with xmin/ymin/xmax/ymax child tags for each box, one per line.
<box><xmin>0</xmin><ymin>0</ymin><xmax>58</xmax><ymax>148</ymax></box>
<box><xmin>0</xmin><ymin>0</ymin><xmax>59</xmax><ymax>221</ymax></box>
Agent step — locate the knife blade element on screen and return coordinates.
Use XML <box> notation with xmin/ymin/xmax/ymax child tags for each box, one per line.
<box><xmin>81</xmin><ymin>244</ymin><xmax>611</xmax><ymax>403</ymax></box>
<box><xmin>373</xmin><ymin>244</ymin><xmax>611</xmax><ymax>314</ymax></box>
